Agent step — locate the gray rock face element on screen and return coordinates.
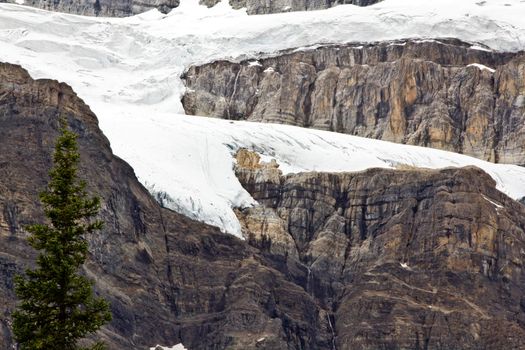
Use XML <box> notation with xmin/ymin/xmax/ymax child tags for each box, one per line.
<box><xmin>182</xmin><ymin>39</ymin><xmax>525</xmax><ymax>164</ymax></box>
<box><xmin>4</xmin><ymin>0</ymin><xmax>378</xmax><ymax>16</ymax></box>
<box><xmin>235</xmin><ymin>149</ymin><xmax>525</xmax><ymax>349</ymax></box>
<box><xmin>200</xmin><ymin>0</ymin><xmax>382</xmax><ymax>15</ymax></box>
<box><xmin>4</xmin><ymin>0</ymin><xmax>179</xmax><ymax>16</ymax></box>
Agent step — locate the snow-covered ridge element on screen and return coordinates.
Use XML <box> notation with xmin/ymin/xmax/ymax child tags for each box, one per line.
<box><xmin>1</xmin><ymin>0</ymin><xmax>525</xmax><ymax>236</ymax></box>
<box><xmin>1</xmin><ymin>0</ymin><xmax>525</xmax><ymax>116</ymax></box>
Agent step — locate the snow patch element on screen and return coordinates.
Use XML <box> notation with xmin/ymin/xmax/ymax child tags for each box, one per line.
<box><xmin>470</xmin><ymin>44</ymin><xmax>492</xmax><ymax>51</ymax></box>
<box><xmin>482</xmin><ymin>195</ymin><xmax>504</xmax><ymax>209</ymax></box>
<box><xmin>467</xmin><ymin>63</ymin><xmax>496</xmax><ymax>73</ymax></box>
<box><xmin>400</xmin><ymin>262</ymin><xmax>412</xmax><ymax>270</ymax></box>
<box><xmin>514</xmin><ymin>95</ymin><xmax>525</xmax><ymax>108</ymax></box>
<box><xmin>150</xmin><ymin>345</ymin><xmax>186</xmax><ymax>350</ymax></box>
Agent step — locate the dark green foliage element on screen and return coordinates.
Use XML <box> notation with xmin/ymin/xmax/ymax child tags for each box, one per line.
<box><xmin>13</xmin><ymin>121</ymin><xmax>112</xmax><ymax>350</ymax></box>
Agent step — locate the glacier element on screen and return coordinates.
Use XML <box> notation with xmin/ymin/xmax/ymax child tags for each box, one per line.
<box><xmin>1</xmin><ymin>0</ymin><xmax>525</xmax><ymax>236</ymax></box>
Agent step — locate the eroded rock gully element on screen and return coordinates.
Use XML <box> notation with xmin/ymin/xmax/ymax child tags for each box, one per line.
<box><xmin>235</xmin><ymin>149</ymin><xmax>525</xmax><ymax>349</ymax></box>
<box><xmin>183</xmin><ymin>39</ymin><xmax>525</xmax><ymax>165</ymax></box>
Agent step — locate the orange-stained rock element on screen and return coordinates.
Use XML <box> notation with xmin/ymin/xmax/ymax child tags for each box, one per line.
<box><xmin>182</xmin><ymin>39</ymin><xmax>525</xmax><ymax>164</ymax></box>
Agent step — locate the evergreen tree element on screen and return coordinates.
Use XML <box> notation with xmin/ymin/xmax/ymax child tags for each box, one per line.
<box><xmin>13</xmin><ymin>120</ymin><xmax>112</xmax><ymax>350</ymax></box>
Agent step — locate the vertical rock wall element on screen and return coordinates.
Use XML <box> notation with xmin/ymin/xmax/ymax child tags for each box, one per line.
<box><xmin>182</xmin><ymin>40</ymin><xmax>525</xmax><ymax>164</ymax></box>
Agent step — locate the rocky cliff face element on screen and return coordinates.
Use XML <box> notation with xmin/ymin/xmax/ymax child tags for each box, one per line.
<box><xmin>3</xmin><ymin>0</ymin><xmax>380</xmax><ymax>17</ymax></box>
<box><xmin>3</xmin><ymin>0</ymin><xmax>179</xmax><ymax>16</ymax></box>
<box><xmin>182</xmin><ymin>39</ymin><xmax>525</xmax><ymax>165</ymax></box>
<box><xmin>235</xmin><ymin>149</ymin><xmax>525</xmax><ymax>349</ymax></box>
<box><xmin>199</xmin><ymin>0</ymin><xmax>382</xmax><ymax>15</ymax></box>
<box><xmin>0</xmin><ymin>62</ymin><xmax>334</xmax><ymax>349</ymax></box>
<box><xmin>3</xmin><ymin>61</ymin><xmax>525</xmax><ymax>350</ymax></box>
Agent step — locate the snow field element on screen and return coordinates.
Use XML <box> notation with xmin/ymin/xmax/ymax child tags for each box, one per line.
<box><xmin>1</xmin><ymin>0</ymin><xmax>525</xmax><ymax>236</ymax></box>
<box><xmin>99</xmin><ymin>107</ymin><xmax>525</xmax><ymax>237</ymax></box>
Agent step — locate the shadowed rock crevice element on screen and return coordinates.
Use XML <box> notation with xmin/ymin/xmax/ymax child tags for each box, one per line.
<box><xmin>183</xmin><ymin>39</ymin><xmax>525</xmax><ymax>164</ymax></box>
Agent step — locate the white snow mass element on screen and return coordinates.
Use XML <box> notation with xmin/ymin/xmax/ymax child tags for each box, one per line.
<box><xmin>149</xmin><ymin>344</ymin><xmax>187</xmax><ymax>350</ymax></box>
<box><xmin>1</xmin><ymin>0</ymin><xmax>525</xmax><ymax>236</ymax></box>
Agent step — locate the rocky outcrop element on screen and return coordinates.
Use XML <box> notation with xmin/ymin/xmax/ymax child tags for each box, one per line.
<box><xmin>200</xmin><ymin>0</ymin><xmax>382</xmax><ymax>15</ymax></box>
<box><xmin>182</xmin><ymin>39</ymin><xmax>525</xmax><ymax>164</ymax></box>
<box><xmin>4</xmin><ymin>0</ymin><xmax>379</xmax><ymax>17</ymax></box>
<box><xmin>3</xmin><ymin>0</ymin><xmax>179</xmax><ymax>16</ymax></box>
<box><xmin>235</xmin><ymin>149</ymin><xmax>525</xmax><ymax>349</ymax></box>
<box><xmin>0</xmin><ymin>63</ymin><xmax>334</xmax><ymax>349</ymax></box>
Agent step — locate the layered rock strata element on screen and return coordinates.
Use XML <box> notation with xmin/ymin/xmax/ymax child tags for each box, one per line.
<box><xmin>183</xmin><ymin>39</ymin><xmax>525</xmax><ymax>164</ymax></box>
<box><xmin>2</xmin><ymin>0</ymin><xmax>179</xmax><ymax>16</ymax></box>
<box><xmin>2</xmin><ymin>0</ymin><xmax>381</xmax><ymax>17</ymax></box>
<box><xmin>3</xmin><ymin>60</ymin><xmax>525</xmax><ymax>349</ymax></box>
<box><xmin>199</xmin><ymin>0</ymin><xmax>382</xmax><ymax>15</ymax></box>
<box><xmin>235</xmin><ymin>149</ymin><xmax>525</xmax><ymax>349</ymax></box>
<box><xmin>0</xmin><ymin>63</ymin><xmax>333</xmax><ymax>349</ymax></box>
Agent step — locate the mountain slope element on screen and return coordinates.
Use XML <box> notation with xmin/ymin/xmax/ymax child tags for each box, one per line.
<box><xmin>1</xmin><ymin>1</ymin><xmax>525</xmax><ymax>235</ymax></box>
<box><xmin>0</xmin><ymin>62</ymin><xmax>332</xmax><ymax>350</ymax></box>
<box><xmin>100</xmin><ymin>110</ymin><xmax>525</xmax><ymax>237</ymax></box>
<box><xmin>2</xmin><ymin>1</ymin><xmax>525</xmax><ymax>348</ymax></box>
<box><xmin>3</xmin><ymin>63</ymin><xmax>525</xmax><ymax>349</ymax></box>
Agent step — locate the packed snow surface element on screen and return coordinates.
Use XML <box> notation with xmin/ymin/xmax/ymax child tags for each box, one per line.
<box><xmin>1</xmin><ymin>0</ymin><xmax>525</xmax><ymax>236</ymax></box>
<box><xmin>150</xmin><ymin>344</ymin><xmax>186</xmax><ymax>350</ymax></box>
<box><xmin>101</xmin><ymin>110</ymin><xmax>525</xmax><ymax>237</ymax></box>
<box><xmin>467</xmin><ymin>63</ymin><xmax>497</xmax><ymax>73</ymax></box>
